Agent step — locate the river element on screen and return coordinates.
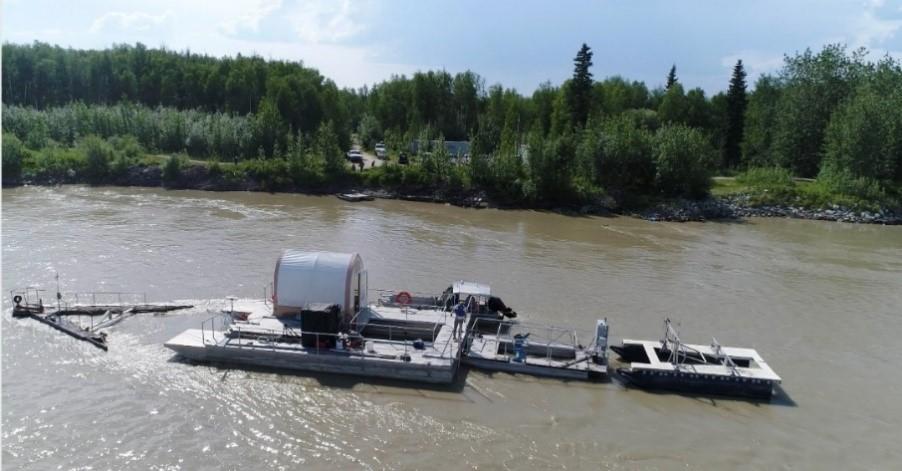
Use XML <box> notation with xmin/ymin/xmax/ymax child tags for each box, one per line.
<box><xmin>3</xmin><ymin>185</ymin><xmax>902</xmax><ymax>470</ymax></box>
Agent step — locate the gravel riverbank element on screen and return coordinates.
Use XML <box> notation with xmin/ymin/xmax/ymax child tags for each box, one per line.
<box><xmin>633</xmin><ymin>194</ymin><xmax>901</xmax><ymax>225</ymax></box>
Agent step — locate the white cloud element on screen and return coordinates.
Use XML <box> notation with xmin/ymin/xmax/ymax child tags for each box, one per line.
<box><xmin>89</xmin><ymin>11</ymin><xmax>173</xmax><ymax>34</ymax></box>
<box><xmin>218</xmin><ymin>0</ymin><xmax>283</xmax><ymax>35</ymax></box>
<box><xmin>721</xmin><ymin>51</ymin><xmax>785</xmax><ymax>79</ymax></box>
<box><xmin>287</xmin><ymin>0</ymin><xmax>365</xmax><ymax>44</ymax></box>
<box><xmin>851</xmin><ymin>9</ymin><xmax>902</xmax><ymax>48</ymax></box>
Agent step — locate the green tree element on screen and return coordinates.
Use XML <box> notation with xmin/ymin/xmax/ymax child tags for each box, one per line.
<box><xmin>654</xmin><ymin>125</ymin><xmax>715</xmax><ymax>198</ymax></box>
<box><xmin>741</xmin><ymin>75</ymin><xmax>782</xmax><ymax>167</ymax></box>
<box><xmin>531</xmin><ymin>82</ymin><xmax>557</xmax><ymax>136</ymax></box>
<box><xmin>722</xmin><ymin>60</ymin><xmax>748</xmax><ymax>169</ymax></box>
<box><xmin>566</xmin><ymin>43</ymin><xmax>594</xmax><ymax>129</ymax></box>
<box><xmin>666</xmin><ymin>64</ymin><xmax>678</xmax><ymax>89</ymax></box>
<box><xmin>821</xmin><ymin>84</ymin><xmax>902</xmax><ymax>182</ymax></box>
<box><xmin>657</xmin><ymin>83</ymin><xmax>688</xmax><ymax>124</ymax></box>
<box><xmin>315</xmin><ymin>121</ymin><xmax>345</xmax><ymax>175</ymax></box>
<box><xmin>526</xmin><ymin>129</ymin><xmax>575</xmax><ymax>204</ymax></box>
<box><xmin>253</xmin><ymin>96</ymin><xmax>285</xmax><ymax>158</ymax></box>
<box><xmin>357</xmin><ymin>113</ymin><xmax>382</xmax><ymax>150</ymax></box>
<box><xmin>684</xmin><ymin>87</ymin><xmax>711</xmax><ymax>129</ymax></box>
<box><xmin>772</xmin><ymin>45</ymin><xmax>868</xmax><ymax>177</ymax></box>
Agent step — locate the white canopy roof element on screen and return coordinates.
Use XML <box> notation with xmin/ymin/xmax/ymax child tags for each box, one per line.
<box><xmin>273</xmin><ymin>250</ymin><xmax>364</xmax><ymax>315</ymax></box>
<box><xmin>452</xmin><ymin>280</ymin><xmax>491</xmax><ymax>296</ymax></box>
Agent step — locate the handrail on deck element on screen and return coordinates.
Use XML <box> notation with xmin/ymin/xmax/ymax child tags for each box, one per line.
<box><xmin>200</xmin><ymin>308</ymin><xmax>452</xmax><ymax>357</ymax></box>
<box><xmin>469</xmin><ymin>318</ymin><xmax>593</xmax><ymax>361</ymax></box>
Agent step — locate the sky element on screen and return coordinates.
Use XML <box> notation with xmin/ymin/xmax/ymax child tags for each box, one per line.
<box><xmin>3</xmin><ymin>0</ymin><xmax>902</xmax><ymax>95</ymax></box>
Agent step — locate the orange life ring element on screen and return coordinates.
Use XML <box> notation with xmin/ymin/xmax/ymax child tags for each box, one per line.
<box><xmin>395</xmin><ymin>291</ymin><xmax>412</xmax><ymax>305</ymax></box>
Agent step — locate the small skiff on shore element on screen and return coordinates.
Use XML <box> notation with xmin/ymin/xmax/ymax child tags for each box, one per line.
<box><xmin>337</xmin><ymin>192</ymin><xmax>374</xmax><ymax>202</ymax></box>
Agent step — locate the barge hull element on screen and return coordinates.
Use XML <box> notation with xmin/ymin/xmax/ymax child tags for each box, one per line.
<box><xmin>463</xmin><ymin>356</ymin><xmax>605</xmax><ymax>381</ymax></box>
<box><xmin>166</xmin><ymin>329</ymin><xmax>456</xmax><ymax>384</ymax></box>
<box><xmin>618</xmin><ymin>369</ymin><xmax>775</xmax><ymax>399</ymax></box>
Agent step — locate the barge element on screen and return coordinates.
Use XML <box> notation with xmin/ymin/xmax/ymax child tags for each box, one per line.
<box><xmin>611</xmin><ymin>319</ymin><xmax>781</xmax><ymax>399</ymax></box>
<box><xmin>463</xmin><ymin>318</ymin><xmax>609</xmax><ymax>380</ymax></box>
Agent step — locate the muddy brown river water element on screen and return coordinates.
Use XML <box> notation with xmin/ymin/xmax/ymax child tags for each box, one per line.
<box><xmin>3</xmin><ymin>186</ymin><xmax>902</xmax><ymax>470</ymax></box>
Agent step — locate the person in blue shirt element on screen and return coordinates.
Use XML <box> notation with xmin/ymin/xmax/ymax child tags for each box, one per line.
<box><xmin>452</xmin><ymin>300</ymin><xmax>467</xmax><ymax>340</ymax></box>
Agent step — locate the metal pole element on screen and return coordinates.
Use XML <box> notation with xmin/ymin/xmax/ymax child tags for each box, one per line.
<box><xmin>55</xmin><ymin>272</ymin><xmax>62</xmax><ymax>312</ymax></box>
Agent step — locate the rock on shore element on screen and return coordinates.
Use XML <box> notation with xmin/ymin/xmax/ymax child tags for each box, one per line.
<box><xmin>635</xmin><ymin>194</ymin><xmax>901</xmax><ymax>225</ymax></box>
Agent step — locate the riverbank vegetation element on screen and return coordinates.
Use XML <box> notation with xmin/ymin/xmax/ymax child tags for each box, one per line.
<box><xmin>2</xmin><ymin>42</ymin><xmax>900</xmax><ymax>211</ymax></box>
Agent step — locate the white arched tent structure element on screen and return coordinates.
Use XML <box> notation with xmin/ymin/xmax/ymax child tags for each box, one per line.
<box><xmin>273</xmin><ymin>250</ymin><xmax>367</xmax><ymax>318</ymax></box>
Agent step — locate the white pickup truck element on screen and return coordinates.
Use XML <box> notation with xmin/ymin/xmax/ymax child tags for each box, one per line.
<box><xmin>374</xmin><ymin>143</ymin><xmax>387</xmax><ymax>159</ymax></box>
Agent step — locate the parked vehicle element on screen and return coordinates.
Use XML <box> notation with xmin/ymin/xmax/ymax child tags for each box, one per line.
<box><xmin>374</xmin><ymin>143</ymin><xmax>387</xmax><ymax>159</ymax></box>
<box><xmin>346</xmin><ymin>149</ymin><xmax>363</xmax><ymax>164</ymax></box>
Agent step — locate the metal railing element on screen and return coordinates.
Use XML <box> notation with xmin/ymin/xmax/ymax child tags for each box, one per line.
<box><xmin>57</xmin><ymin>291</ymin><xmax>148</xmax><ymax>311</ymax></box>
<box><xmin>9</xmin><ymin>288</ymin><xmax>46</xmax><ymax>308</ymax></box>
<box><xmin>370</xmin><ymin>288</ymin><xmax>444</xmax><ymax>309</ymax></box>
<box><xmin>198</xmin><ymin>310</ymin><xmax>457</xmax><ymax>359</ymax></box>
<box><xmin>200</xmin><ymin>313</ymin><xmax>232</xmax><ymax>345</ymax></box>
<box><xmin>469</xmin><ymin>318</ymin><xmax>595</xmax><ymax>362</ymax></box>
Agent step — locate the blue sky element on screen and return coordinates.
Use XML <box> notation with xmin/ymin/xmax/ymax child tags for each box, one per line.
<box><xmin>4</xmin><ymin>0</ymin><xmax>901</xmax><ymax>94</ymax></box>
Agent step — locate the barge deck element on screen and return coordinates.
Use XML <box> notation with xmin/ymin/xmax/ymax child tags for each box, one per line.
<box><xmin>463</xmin><ymin>318</ymin><xmax>609</xmax><ymax>381</ymax></box>
<box><xmin>165</xmin><ymin>300</ymin><xmax>465</xmax><ymax>384</ymax></box>
<box><xmin>612</xmin><ymin>320</ymin><xmax>782</xmax><ymax>399</ymax></box>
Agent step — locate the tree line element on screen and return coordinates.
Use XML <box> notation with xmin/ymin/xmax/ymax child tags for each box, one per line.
<box><xmin>3</xmin><ymin>41</ymin><xmax>900</xmax><ymax>207</ymax></box>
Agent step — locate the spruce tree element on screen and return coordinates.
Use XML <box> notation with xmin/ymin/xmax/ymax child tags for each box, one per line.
<box><xmin>666</xmin><ymin>64</ymin><xmax>678</xmax><ymax>89</ymax></box>
<box><xmin>723</xmin><ymin>59</ymin><xmax>747</xmax><ymax>168</ymax></box>
<box><xmin>567</xmin><ymin>43</ymin><xmax>594</xmax><ymax>128</ymax></box>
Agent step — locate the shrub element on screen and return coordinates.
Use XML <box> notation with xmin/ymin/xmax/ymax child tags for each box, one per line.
<box><xmin>288</xmin><ymin>153</ymin><xmax>326</xmax><ymax>187</ymax></box>
<box><xmin>816</xmin><ymin>166</ymin><xmax>886</xmax><ymax>202</ymax></box>
<box><xmin>735</xmin><ymin>167</ymin><xmax>796</xmax><ymax>199</ymax></box>
<box><xmin>109</xmin><ymin>134</ymin><xmax>145</xmax><ymax>159</ymax></box>
<box><xmin>733</xmin><ymin>166</ymin><xmax>797</xmax><ymax>204</ymax></box>
<box><xmin>238</xmin><ymin>158</ymin><xmax>291</xmax><ymax>191</ymax></box>
<box><xmin>162</xmin><ymin>154</ymin><xmax>187</xmax><ymax>186</ymax></box>
<box><xmin>79</xmin><ymin>135</ymin><xmax>116</xmax><ymax>183</ymax></box>
<box><xmin>597</xmin><ymin>115</ymin><xmax>656</xmax><ymax>196</ymax></box>
<box><xmin>653</xmin><ymin>125</ymin><xmax>716</xmax><ymax>198</ymax></box>
<box><xmin>2</xmin><ymin>133</ymin><xmax>28</xmax><ymax>182</ymax></box>
<box><xmin>208</xmin><ymin>159</ymin><xmax>223</xmax><ymax>177</ymax></box>
<box><xmin>25</xmin><ymin>145</ymin><xmax>86</xmax><ymax>181</ymax></box>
